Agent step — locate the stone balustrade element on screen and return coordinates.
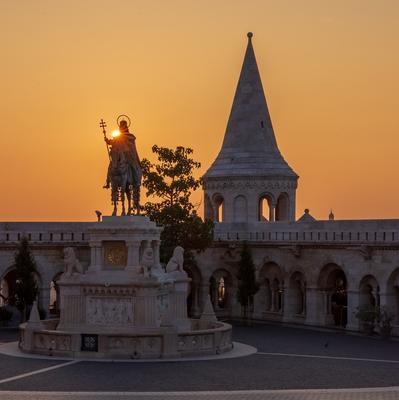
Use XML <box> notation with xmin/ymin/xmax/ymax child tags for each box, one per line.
<box><xmin>215</xmin><ymin>229</ymin><xmax>399</xmax><ymax>244</ymax></box>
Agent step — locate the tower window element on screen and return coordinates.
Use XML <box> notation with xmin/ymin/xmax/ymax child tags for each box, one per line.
<box><xmin>260</xmin><ymin>121</ymin><xmax>264</xmax><ymax>128</ymax></box>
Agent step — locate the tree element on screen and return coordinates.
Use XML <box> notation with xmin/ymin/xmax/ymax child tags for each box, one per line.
<box><xmin>141</xmin><ymin>145</ymin><xmax>213</xmax><ymax>265</ymax></box>
<box><xmin>13</xmin><ymin>237</ymin><xmax>39</xmax><ymax>321</ymax></box>
<box><xmin>237</xmin><ymin>242</ymin><xmax>259</xmax><ymax>320</ymax></box>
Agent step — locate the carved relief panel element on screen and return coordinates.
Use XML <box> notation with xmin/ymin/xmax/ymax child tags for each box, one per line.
<box><xmin>103</xmin><ymin>241</ymin><xmax>127</xmax><ymax>267</ymax></box>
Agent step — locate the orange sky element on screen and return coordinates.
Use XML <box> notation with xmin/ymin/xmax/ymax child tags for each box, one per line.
<box><xmin>0</xmin><ymin>0</ymin><xmax>398</xmax><ymax>221</ymax></box>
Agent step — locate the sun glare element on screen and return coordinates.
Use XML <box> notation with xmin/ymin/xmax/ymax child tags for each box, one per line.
<box><xmin>112</xmin><ymin>130</ymin><xmax>120</xmax><ymax>137</ymax></box>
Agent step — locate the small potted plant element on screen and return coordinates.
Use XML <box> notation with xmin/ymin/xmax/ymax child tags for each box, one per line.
<box><xmin>377</xmin><ymin>306</ymin><xmax>394</xmax><ymax>339</ymax></box>
<box><xmin>355</xmin><ymin>305</ymin><xmax>378</xmax><ymax>335</ymax></box>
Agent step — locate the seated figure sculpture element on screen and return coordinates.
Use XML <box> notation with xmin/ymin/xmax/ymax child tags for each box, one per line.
<box><xmin>62</xmin><ymin>247</ymin><xmax>84</xmax><ymax>277</ymax></box>
<box><xmin>165</xmin><ymin>246</ymin><xmax>187</xmax><ymax>279</ymax></box>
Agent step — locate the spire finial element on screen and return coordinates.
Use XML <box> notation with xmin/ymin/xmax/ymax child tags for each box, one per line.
<box><xmin>247</xmin><ymin>32</ymin><xmax>253</xmax><ymax>41</ymax></box>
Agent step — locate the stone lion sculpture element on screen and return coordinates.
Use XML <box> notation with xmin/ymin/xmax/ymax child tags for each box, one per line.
<box><xmin>166</xmin><ymin>246</ymin><xmax>187</xmax><ymax>278</ymax></box>
<box><xmin>63</xmin><ymin>247</ymin><xmax>83</xmax><ymax>277</ymax></box>
<box><xmin>141</xmin><ymin>246</ymin><xmax>154</xmax><ymax>278</ymax></box>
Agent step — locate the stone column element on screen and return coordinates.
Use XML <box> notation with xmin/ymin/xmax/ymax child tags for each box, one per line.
<box><xmin>289</xmin><ymin>191</ymin><xmax>296</xmax><ymax>221</ymax></box>
<box><xmin>305</xmin><ymin>287</ymin><xmax>321</xmax><ymax>326</ymax></box>
<box><xmin>125</xmin><ymin>240</ymin><xmax>141</xmax><ymax>272</ymax></box>
<box><xmin>88</xmin><ymin>241</ymin><xmax>102</xmax><ymax>271</ymax></box>
<box><xmin>200</xmin><ymin>282</ymin><xmax>210</xmax><ymax>314</ymax></box>
<box><xmin>283</xmin><ymin>285</ymin><xmax>293</xmax><ymax>322</ymax></box>
<box><xmin>346</xmin><ymin>290</ymin><xmax>359</xmax><ymax>331</ymax></box>
<box><xmin>152</xmin><ymin>239</ymin><xmax>162</xmax><ymax>269</ymax></box>
<box><xmin>172</xmin><ymin>277</ymin><xmax>191</xmax><ymax>331</ymax></box>
<box><xmin>269</xmin><ymin>204</ymin><xmax>275</xmax><ymax>222</ymax></box>
<box><xmin>247</xmin><ymin>192</ymin><xmax>259</xmax><ymax>222</ymax></box>
<box><xmin>38</xmin><ymin>285</ymin><xmax>51</xmax><ymax>318</ymax></box>
<box><xmin>223</xmin><ymin>195</ymin><xmax>233</xmax><ymax>223</ymax></box>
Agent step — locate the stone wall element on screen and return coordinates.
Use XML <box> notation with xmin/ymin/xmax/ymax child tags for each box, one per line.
<box><xmin>1</xmin><ymin>220</ymin><xmax>399</xmax><ymax>335</ymax></box>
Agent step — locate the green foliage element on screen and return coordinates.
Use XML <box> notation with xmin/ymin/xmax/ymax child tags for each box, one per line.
<box><xmin>13</xmin><ymin>237</ymin><xmax>39</xmax><ymax>321</ymax></box>
<box><xmin>141</xmin><ymin>145</ymin><xmax>213</xmax><ymax>265</ymax></box>
<box><xmin>355</xmin><ymin>305</ymin><xmax>378</xmax><ymax>323</ymax></box>
<box><xmin>237</xmin><ymin>242</ymin><xmax>259</xmax><ymax>317</ymax></box>
<box><xmin>378</xmin><ymin>306</ymin><xmax>394</xmax><ymax>328</ymax></box>
<box><xmin>355</xmin><ymin>305</ymin><xmax>394</xmax><ymax>326</ymax></box>
<box><xmin>142</xmin><ymin>146</ymin><xmax>201</xmax><ymax>211</ymax></box>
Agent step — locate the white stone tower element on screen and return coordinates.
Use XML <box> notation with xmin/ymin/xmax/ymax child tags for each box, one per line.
<box><xmin>203</xmin><ymin>33</ymin><xmax>298</xmax><ymax>224</ymax></box>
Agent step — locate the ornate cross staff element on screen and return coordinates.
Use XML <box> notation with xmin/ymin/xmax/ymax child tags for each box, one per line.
<box><xmin>99</xmin><ymin>119</ymin><xmax>111</xmax><ymax>161</ymax></box>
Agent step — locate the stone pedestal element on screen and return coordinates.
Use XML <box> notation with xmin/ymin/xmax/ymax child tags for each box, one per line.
<box><xmin>20</xmin><ymin>215</ymin><xmax>233</xmax><ymax>359</ymax></box>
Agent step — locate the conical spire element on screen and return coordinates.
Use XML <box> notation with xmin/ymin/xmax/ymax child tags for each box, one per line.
<box><xmin>204</xmin><ymin>33</ymin><xmax>297</xmax><ymax>178</ymax></box>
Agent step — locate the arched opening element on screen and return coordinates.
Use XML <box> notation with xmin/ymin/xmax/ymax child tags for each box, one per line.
<box><xmin>318</xmin><ymin>264</ymin><xmax>347</xmax><ymax>327</ymax></box>
<box><xmin>275</xmin><ymin>193</ymin><xmax>289</xmax><ymax>221</ymax></box>
<box><xmin>386</xmin><ymin>269</ymin><xmax>399</xmax><ymax>327</ymax></box>
<box><xmin>287</xmin><ymin>271</ymin><xmax>306</xmax><ymax>317</ymax></box>
<box><xmin>0</xmin><ymin>269</ymin><xmax>17</xmax><ymax>306</ymax></box>
<box><xmin>233</xmin><ymin>195</ymin><xmax>248</xmax><ymax>222</ymax></box>
<box><xmin>258</xmin><ymin>194</ymin><xmax>274</xmax><ymax>222</ymax></box>
<box><xmin>49</xmin><ymin>272</ymin><xmax>63</xmax><ymax>316</ymax></box>
<box><xmin>259</xmin><ymin>262</ymin><xmax>284</xmax><ymax>316</ymax></box>
<box><xmin>184</xmin><ymin>264</ymin><xmax>202</xmax><ymax>318</ymax></box>
<box><xmin>209</xmin><ymin>269</ymin><xmax>234</xmax><ymax>317</ymax></box>
<box><xmin>359</xmin><ymin>275</ymin><xmax>379</xmax><ymax>309</ymax></box>
<box><xmin>213</xmin><ymin>194</ymin><xmax>224</xmax><ymax>223</ymax></box>
<box><xmin>218</xmin><ymin>277</ymin><xmax>226</xmax><ymax>308</ymax></box>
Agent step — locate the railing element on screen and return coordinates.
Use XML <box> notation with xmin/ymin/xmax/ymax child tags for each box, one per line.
<box><xmin>214</xmin><ymin>230</ymin><xmax>399</xmax><ymax>244</ymax></box>
<box><xmin>0</xmin><ymin>231</ymin><xmax>89</xmax><ymax>243</ymax></box>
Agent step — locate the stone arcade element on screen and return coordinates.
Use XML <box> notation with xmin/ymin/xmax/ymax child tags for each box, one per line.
<box><xmin>1</xmin><ymin>33</ymin><xmax>399</xmax><ymax>337</ymax></box>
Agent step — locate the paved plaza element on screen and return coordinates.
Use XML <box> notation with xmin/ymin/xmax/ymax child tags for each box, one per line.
<box><xmin>0</xmin><ymin>323</ymin><xmax>398</xmax><ymax>399</ymax></box>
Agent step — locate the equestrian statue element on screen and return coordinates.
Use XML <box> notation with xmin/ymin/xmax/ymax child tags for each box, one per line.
<box><xmin>99</xmin><ymin>115</ymin><xmax>142</xmax><ymax>216</ymax></box>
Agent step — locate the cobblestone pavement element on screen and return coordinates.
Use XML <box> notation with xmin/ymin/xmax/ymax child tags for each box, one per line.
<box><xmin>1</xmin><ymin>389</ymin><xmax>399</xmax><ymax>399</ymax></box>
<box><xmin>0</xmin><ymin>323</ymin><xmax>398</xmax><ymax>399</ymax></box>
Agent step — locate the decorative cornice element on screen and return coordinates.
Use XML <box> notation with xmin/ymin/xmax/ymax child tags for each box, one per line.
<box><xmin>204</xmin><ymin>178</ymin><xmax>297</xmax><ymax>191</ymax></box>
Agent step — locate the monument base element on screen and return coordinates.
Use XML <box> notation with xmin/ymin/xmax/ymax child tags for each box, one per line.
<box><xmin>19</xmin><ymin>215</ymin><xmax>233</xmax><ymax>359</ymax></box>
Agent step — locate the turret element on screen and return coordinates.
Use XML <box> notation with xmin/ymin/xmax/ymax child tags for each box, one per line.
<box><xmin>203</xmin><ymin>33</ymin><xmax>298</xmax><ymax>224</ymax></box>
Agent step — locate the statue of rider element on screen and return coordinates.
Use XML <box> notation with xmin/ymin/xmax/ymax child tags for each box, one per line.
<box><xmin>103</xmin><ymin>120</ymin><xmax>142</xmax><ymax>210</ymax></box>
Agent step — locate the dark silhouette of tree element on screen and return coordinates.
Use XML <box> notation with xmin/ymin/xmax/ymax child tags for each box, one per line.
<box><xmin>237</xmin><ymin>242</ymin><xmax>259</xmax><ymax>319</ymax></box>
<box><xmin>141</xmin><ymin>145</ymin><xmax>213</xmax><ymax>266</ymax></box>
<box><xmin>13</xmin><ymin>237</ymin><xmax>39</xmax><ymax>321</ymax></box>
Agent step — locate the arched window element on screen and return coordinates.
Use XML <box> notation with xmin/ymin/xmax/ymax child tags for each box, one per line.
<box><xmin>318</xmin><ymin>264</ymin><xmax>347</xmax><ymax>327</ymax></box>
<box><xmin>0</xmin><ymin>269</ymin><xmax>17</xmax><ymax>306</ymax></box>
<box><xmin>209</xmin><ymin>269</ymin><xmax>234</xmax><ymax>314</ymax></box>
<box><xmin>218</xmin><ymin>277</ymin><xmax>226</xmax><ymax>308</ymax></box>
<box><xmin>213</xmin><ymin>194</ymin><xmax>224</xmax><ymax>222</ymax></box>
<box><xmin>49</xmin><ymin>272</ymin><xmax>63</xmax><ymax>316</ymax></box>
<box><xmin>259</xmin><ymin>194</ymin><xmax>274</xmax><ymax>222</ymax></box>
<box><xmin>359</xmin><ymin>275</ymin><xmax>380</xmax><ymax>309</ymax></box>
<box><xmin>289</xmin><ymin>272</ymin><xmax>306</xmax><ymax>316</ymax></box>
<box><xmin>259</xmin><ymin>262</ymin><xmax>284</xmax><ymax>314</ymax></box>
<box><xmin>387</xmin><ymin>269</ymin><xmax>399</xmax><ymax>324</ymax></box>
